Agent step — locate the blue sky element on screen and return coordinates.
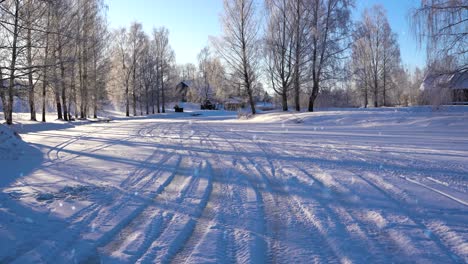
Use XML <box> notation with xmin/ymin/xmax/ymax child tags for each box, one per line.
<box><xmin>105</xmin><ymin>0</ymin><xmax>426</xmax><ymax>70</ymax></box>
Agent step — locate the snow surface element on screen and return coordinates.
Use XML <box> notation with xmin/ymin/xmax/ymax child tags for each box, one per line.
<box><xmin>0</xmin><ymin>107</ymin><xmax>467</xmax><ymax>263</ymax></box>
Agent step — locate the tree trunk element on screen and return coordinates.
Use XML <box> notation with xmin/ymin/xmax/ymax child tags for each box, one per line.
<box><xmin>243</xmin><ymin>62</ymin><xmax>255</xmax><ymax>115</ymax></box>
<box><xmin>93</xmin><ymin>50</ymin><xmax>98</xmax><ymax>119</ymax></box>
<box><xmin>81</xmin><ymin>49</ymin><xmax>88</xmax><ymax>119</ymax></box>
<box><xmin>26</xmin><ymin>14</ymin><xmax>36</xmax><ymax>121</ymax></box>
<box><xmin>1</xmin><ymin>69</ymin><xmax>6</xmax><ymax>119</ymax></box>
<box><xmin>374</xmin><ymin>76</ymin><xmax>378</xmax><ymax>108</ymax></box>
<box><xmin>247</xmin><ymin>85</ymin><xmax>256</xmax><ymax>115</ymax></box>
<box><xmin>145</xmin><ymin>83</ymin><xmax>149</xmax><ymax>115</ymax></box>
<box><xmin>125</xmin><ymin>76</ymin><xmax>130</xmax><ymax>116</ymax></box>
<box><xmin>6</xmin><ymin>1</ymin><xmax>20</xmax><ymax>125</ymax></box>
<box><xmin>59</xmin><ymin>46</ymin><xmax>68</xmax><ymax>121</ymax></box>
<box><xmin>364</xmin><ymin>85</ymin><xmax>368</xmax><ymax>108</ymax></box>
<box><xmin>53</xmin><ymin>50</ymin><xmax>63</xmax><ymax>120</ymax></box>
<box><xmin>294</xmin><ymin>0</ymin><xmax>301</xmax><ymax>112</ymax></box>
<box><xmin>132</xmin><ymin>64</ymin><xmax>137</xmax><ymax>116</ymax></box>
<box><xmin>307</xmin><ymin>96</ymin><xmax>315</xmax><ymax>112</ymax></box>
<box><xmin>156</xmin><ymin>64</ymin><xmax>161</xmax><ymax>113</ymax></box>
<box><xmin>294</xmin><ymin>75</ymin><xmax>300</xmax><ymax>111</ymax></box>
<box><xmin>71</xmin><ymin>48</ymin><xmax>78</xmax><ymax>119</ymax></box>
<box><xmin>282</xmin><ymin>91</ymin><xmax>288</xmax><ymax>111</ymax></box>
<box><xmin>382</xmin><ymin>59</ymin><xmax>387</xmax><ymax>107</ymax></box>
<box><xmin>308</xmin><ymin>81</ymin><xmax>319</xmax><ymax>112</ymax></box>
<box><xmin>0</xmin><ymin>85</ymin><xmax>6</xmax><ymax>120</ymax></box>
<box><xmin>161</xmin><ymin>73</ymin><xmax>166</xmax><ymax>113</ymax></box>
<box><xmin>151</xmin><ymin>84</ymin><xmax>155</xmax><ymax>114</ymax></box>
<box><xmin>156</xmin><ymin>87</ymin><xmax>160</xmax><ymax>113</ymax></box>
<box><xmin>80</xmin><ymin>9</ymin><xmax>89</xmax><ymax>119</ymax></box>
<box><xmin>42</xmin><ymin>6</ymin><xmax>51</xmax><ymax>122</ymax></box>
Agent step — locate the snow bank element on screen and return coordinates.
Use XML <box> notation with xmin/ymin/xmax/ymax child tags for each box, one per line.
<box><xmin>0</xmin><ymin>123</ymin><xmax>43</xmax><ymax>189</ymax></box>
<box><xmin>241</xmin><ymin>106</ymin><xmax>468</xmax><ymax>129</ymax></box>
<box><xmin>0</xmin><ymin>124</ymin><xmax>25</xmax><ymax>160</ymax></box>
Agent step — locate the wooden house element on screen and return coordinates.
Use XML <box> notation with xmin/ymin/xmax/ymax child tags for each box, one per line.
<box><xmin>421</xmin><ymin>71</ymin><xmax>468</xmax><ymax>105</ymax></box>
<box><xmin>175</xmin><ymin>80</ymin><xmax>192</xmax><ymax>102</ymax></box>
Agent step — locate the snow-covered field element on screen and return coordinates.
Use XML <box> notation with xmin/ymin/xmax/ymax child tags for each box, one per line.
<box><xmin>0</xmin><ymin>107</ymin><xmax>467</xmax><ymax>263</ymax></box>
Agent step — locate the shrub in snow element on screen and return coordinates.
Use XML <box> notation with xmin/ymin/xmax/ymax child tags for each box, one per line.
<box><xmin>237</xmin><ymin>111</ymin><xmax>253</xmax><ymax>120</ymax></box>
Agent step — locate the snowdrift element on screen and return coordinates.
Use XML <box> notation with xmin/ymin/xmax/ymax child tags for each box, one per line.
<box><xmin>0</xmin><ymin>124</ymin><xmax>25</xmax><ymax>160</ymax></box>
<box><xmin>0</xmin><ymin>123</ymin><xmax>43</xmax><ymax>190</ymax></box>
<box><xmin>243</xmin><ymin>106</ymin><xmax>468</xmax><ymax>129</ymax></box>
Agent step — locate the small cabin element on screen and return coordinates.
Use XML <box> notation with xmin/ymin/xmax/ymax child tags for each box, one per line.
<box><xmin>175</xmin><ymin>80</ymin><xmax>192</xmax><ymax>102</ymax></box>
<box><xmin>224</xmin><ymin>97</ymin><xmax>245</xmax><ymax>111</ymax></box>
<box><xmin>451</xmin><ymin>72</ymin><xmax>468</xmax><ymax>104</ymax></box>
<box><xmin>421</xmin><ymin>71</ymin><xmax>468</xmax><ymax>105</ymax></box>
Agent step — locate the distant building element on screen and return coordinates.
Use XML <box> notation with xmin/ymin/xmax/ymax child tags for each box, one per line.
<box><xmin>421</xmin><ymin>71</ymin><xmax>468</xmax><ymax>105</ymax></box>
<box><xmin>175</xmin><ymin>80</ymin><xmax>192</xmax><ymax>102</ymax></box>
<box><xmin>224</xmin><ymin>96</ymin><xmax>245</xmax><ymax>111</ymax></box>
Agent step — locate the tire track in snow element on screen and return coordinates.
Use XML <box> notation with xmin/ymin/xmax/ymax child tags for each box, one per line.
<box><xmin>311</xmin><ymin>139</ymin><xmax>467</xmax><ymax>202</ymax></box>
<box><xmin>296</xmin><ymin>139</ymin><xmax>463</xmax><ymax>263</ymax></box>
<box><xmin>134</xmin><ymin>162</ymin><xmax>212</xmax><ymax>263</ymax></box>
<box><xmin>131</xmin><ymin>123</ymin><xmax>214</xmax><ymax>264</ymax></box>
<box><xmin>172</xmin><ymin>123</ymin><xmax>266</xmax><ymax>264</ymax></box>
<box><xmin>204</xmin><ymin>124</ymin><xmax>267</xmax><ymax>264</ymax></box>
<box><xmin>225</xmin><ymin>127</ymin><xmax>344</xmax><ymax>262</ymax></box>
<box><xmin>11</xmin><ymin>122</ymin><xmax>181</xmax><ymax>263</ymax></box>
<box><xmin>43</xmin><ymin>122</ymin><xmax>149</xmax><ymax>168</ymax></box>
<box><xmin>295</xmin><ymin>143</ymin><xmax>463</xmax><ymax>263</ymax></box>
<box><xmin>284</xmin><ymin>163</ymin><xmax>408</xmax><ymax>263</ymax></box>
<box><xmin>401</xmin><ymin>176</ymin><xmax>468</xmax><ymax>207</ymax></box>
<box><xmin>205</xmin><ymin>125</ymin><xmax>332</xmax><ymax>263</ymax></box>
<box><xmin>99</xmin><ymin>155</ymin><xmax>197</xmax><ymax>263</ymax></box>
<box><xmin>88</xmin><ymin>121</ymin><xmax>212</xmax><ymax>264</ymax></box>
<box><xmin>233</xmin><ymin>124</ymin><xmax>466</xmax><ymax>263</ymax></box>
<box><xmin>213</xmin><ymin>128</ymin><xmax>289</xmax><ymax>263</ymax></box>
<box><xmin>13</xmin><ymin>153</ymin><xmax>180</xmax><ymax>264</ymax></box>
<box><xmin>231</xmin><ymin>126</ymin><xmax>430</xmax><ymax>263</ymax></box>
<box><xmin>170</xmin><ymin>124</ymin><xmax>228</xmax><ymax>264</ymax></box>
<box><xmin>286</xmin><ymin>165</ymin><xmax>401</xmax><ymax>263</ymax></box>
<box><xmin>52</xmin><ymin>155</ymin><xmax>182</xmax><ymax>263</ymax></box>
<box><xmin>349</xmin><ymin>169</ymin><xmax>464</xmax><ymax>263</ymax></box>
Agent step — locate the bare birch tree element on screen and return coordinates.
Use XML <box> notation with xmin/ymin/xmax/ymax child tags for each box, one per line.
<box><xmin>128</xmin><ymin>22</ymin><xmax>145</xmax><ymax>116</ymax></box>
<box><xmin>213</xmin><ymin>0</ymin><xmax>261</xmax><ymax>115</ymax></box>
<box><xmin>306</xmin><ymin>0</ymin><xmax>353</xmax><ymax>112</ymax></box>
<box><xmin>153</xmin><ymin>27</ymin><xmax>173</xmax><ymax>113</ymax></box>
<box><xmin>265</xmin><ymin>0</ymin><xmax>295</xmax><ymax>111</ymax></box>
<box><xmin>352</xmin><ymin>5</ymin><xmax>402</xmax><ymax>107</ymax></box>
<box><xmin>411</xmin><ymin>0</ymin><xmax>467</xmax><ymax>73</ymax></box>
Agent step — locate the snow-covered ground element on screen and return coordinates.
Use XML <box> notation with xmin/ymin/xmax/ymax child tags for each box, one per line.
<box><xmin>1</xmin><ymin>107</ymin><xmax>467</xmax><ymax>263</ymax></box>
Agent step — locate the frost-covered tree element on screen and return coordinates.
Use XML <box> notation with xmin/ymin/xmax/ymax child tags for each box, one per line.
<box><xmin>352</xmin><ymin>5</ymin><xmax>402</xmax><ymax>107</ymax></box>
<box><xmin>306</xmin><ymin>0</ymin><xmax>353</xmax><ymax>112</ymax></box>
<box><xmin>152</xmin><ymin>27</ymin><xmax>174</xmax><ymax>113</ymax></box>
<box><xmin>128</xmin><ymin>22</ymin><xmax>146</xmax><ymax>116</ymax></box>
<box><xmin>411</xmin><ymin>0</ymin><xmax>467</xmax><ymax>73</ymax></box>
<box><xmin>213</xmin><ymin>0</ymin><xmax>261</xmax><ymax>115</ymax></box>
<box><xmin>197</xmin><ymin>47</ymin><xmax>213</xmax><ymax>103</ymax></box>
<box><xmin>265</xmin><ymin>0</ymin><xmax>295</xmax><ymax>111</ymax></box>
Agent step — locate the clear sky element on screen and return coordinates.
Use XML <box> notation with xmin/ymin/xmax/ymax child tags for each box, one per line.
<box><xmin>105</xmin><ymin>0</ymin><xmax>426</xmax><ymax>70</ymax></box>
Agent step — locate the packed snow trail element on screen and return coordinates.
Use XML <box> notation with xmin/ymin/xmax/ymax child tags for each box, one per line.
<box><xmin>0</xmin><ymin>108</ymin><xmax>467</xmax><ymax>263</ymax></box>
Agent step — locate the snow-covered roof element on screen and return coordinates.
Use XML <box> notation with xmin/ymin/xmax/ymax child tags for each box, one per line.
<box><xmin>451</xmin><ymin>71</ymin><xmax>468</xmax><ymax>89</ymax></box>
<box><xmin>178</xmin><ymin>80</ymin><xmax>193</xmax><ymax>88</ymax></box>
<box><xmin>225</xmin><ymin>97</ymin><xmax>244</xmax><ymax>104</ymax></box>
<box><xmin>421</xmin><ymin>71</ymin><xmax>468</xmax><ymax>91</ymax></box>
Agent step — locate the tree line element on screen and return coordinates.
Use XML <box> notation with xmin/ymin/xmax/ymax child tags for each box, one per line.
<box><xmin>210</xmin><ymin>0</ymin><xmax>466</xmax><ymax>113</ymax></box>
<box><xmin>1</xmin><ymin>0</ymin><xmax>109</xmax><ymax>125</ymax></box>
<box><xmin>1</xmin><ymin>0</ymin><xmax>466</xmax><ymax>124</ymax></box>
